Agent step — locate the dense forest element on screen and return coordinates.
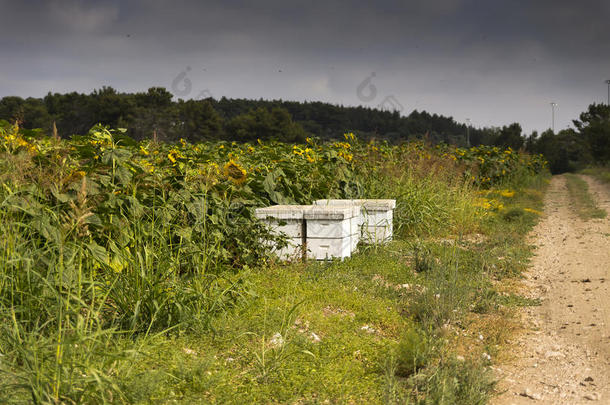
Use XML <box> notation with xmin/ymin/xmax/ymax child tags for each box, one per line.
<box><xmin>0</xmin><ymin>86</ymin><xmax>608</xmax><ymax>172</ymax></box>
<box><xmin>0</xmin><ymin>86</ymin><xmax>513</xmax><ymax>145</ymax></box>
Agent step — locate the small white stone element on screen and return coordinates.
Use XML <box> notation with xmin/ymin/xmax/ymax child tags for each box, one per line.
<box><xmin>310</xmin><ymin>332</ymin><xmax>321</xmax><ymax>342</ymax></box>
<box><xmin>521</xmin><ymin>388</ymin><xmax>542</xmax><ymax>400</ymax></box>
<box><xmin>544</xmin><ymin>350</ymin><xmax>565</xmax><ymax>359</ymax></box>
<box><xmin>269</xmin><ymin>332</ymin><xmax>284</xmax><ymax>347</ymax></box>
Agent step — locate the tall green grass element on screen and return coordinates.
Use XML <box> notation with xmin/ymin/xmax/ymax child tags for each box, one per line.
<box><xmin>565</xmin><ymin>173</ymin><xmax>607</xmax><ymax>219</ymax></box>
<box><xmin>358</xmin><ymin>147</ymin><xmax>479</xmax><ymax>237</ymax></box>
<box><xmin>580</xmin><ymin>166</ymin><xmax>610</xmax><ymax>185</ymax></box>
<box><xmin>0</xmin><ymin>171</ymin><xmax>250</xmax><ymax>403</ymax></box>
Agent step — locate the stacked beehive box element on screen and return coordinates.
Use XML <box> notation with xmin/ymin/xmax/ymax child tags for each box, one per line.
<box><xmin>304</xmin><ymin>205</ymin><xmax>361</xmax><ymax>260</ymax></box>
<box><xmin>254</xmin><ymin>205</ymin><xmax>309</xmax><ymax>260</ymax></box>
<box><xmin>254</xmin><ymin>199</ymin><xmax>395</xmax><ymax>261</ymax></box>
<box><xmin>314</xmin><ymin>199</ymin><xmax>396</xmax><ymax>244</ymax></box>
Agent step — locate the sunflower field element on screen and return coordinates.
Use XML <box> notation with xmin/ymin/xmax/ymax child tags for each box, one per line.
<box><xmin>0</xmin><ymin>120</ymin><xmax>547</xmax><ymax>403</ymax></box>
<box><xmin>0</xmin><ymin>121</ymin><xmax>548</xmax><ymax>273</ymax></box>
<box><xmin>442</xmin><ymin>144</ymin><xmax>548</xmax><ymax>187</ymax></box>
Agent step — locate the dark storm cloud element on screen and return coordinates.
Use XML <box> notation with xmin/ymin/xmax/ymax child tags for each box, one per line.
<box><xmin>1</xmin><ymin>0</ymin><xmax>609</xmax><ymax>132</ymax></box>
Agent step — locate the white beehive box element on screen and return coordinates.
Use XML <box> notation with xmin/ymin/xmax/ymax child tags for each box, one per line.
<box><xmin>254</xmin><ymin>205</ymin><xmax>309</xmax><ymax>260</ymax></box>
<box><xmin>303</xmin><ymin>205</ymin><xmax>361</xmax><ymax>260</ymax></box>
<box><xmin>314</xmin><ymin>199</ymin><xmax>396</xmax><ymax>244</ymax></box>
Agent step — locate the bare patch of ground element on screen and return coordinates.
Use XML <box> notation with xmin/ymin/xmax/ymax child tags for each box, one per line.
<box><xmin>493</xmin><ymin>175</ymin><xmax>610</xmax><ymax>404</ymax></box>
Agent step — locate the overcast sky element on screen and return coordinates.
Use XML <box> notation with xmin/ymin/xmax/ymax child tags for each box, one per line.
<box><xmin>1</xmin><ymin>0</ymin><xmax>609</xmax><ymax>133</ymax></box>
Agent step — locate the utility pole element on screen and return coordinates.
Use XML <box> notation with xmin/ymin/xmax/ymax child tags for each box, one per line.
<box><xmin>550</xmin><ymin>102</ymin><xmax>557</xmax><ymax>132</ymax></box>
<box><xmin>465</xmin><ymin>118</ymin><xmax>471</xmax><ymax>147</ymax></box>
<box><xmin>605</xmin><ymin>80</ymin><xmax>610</xmax><ymax>105</ymax></box>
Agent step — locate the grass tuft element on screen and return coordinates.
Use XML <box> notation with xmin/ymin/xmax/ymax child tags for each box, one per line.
<box><xmin>580</xmin><ymin>166</ymin><xmax>610</xmax><ymax>185</ymax></box>
<box><xmin>565</xmin><ymin>173</ymin><xmax>607</xmax><ymax>220</ymax></box>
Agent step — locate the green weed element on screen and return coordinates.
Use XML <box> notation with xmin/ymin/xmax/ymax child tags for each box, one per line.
<box><xmin>580</xmin><ymin>166</ymin><xmax>610</xmax><ymax>185</ymax></box>
<box><xmin>565</xmin><ymin>173</ymin><xmax>607</xmax><ymax>219</ymax></box>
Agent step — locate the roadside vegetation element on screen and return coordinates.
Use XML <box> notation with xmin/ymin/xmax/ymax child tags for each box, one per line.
<box><xmin>0</xmin><ymin>120</ymin><xmax>548</xmax><ymax>404</ymax></box>
<box><xmin>564</xmin><ymin>174</ymin><xmax>607</xmax><ymax>220</ymax></box>
<box><xmin>580</xmin><ymin>166</ymin><xmax>610</xmax><ymax>185</ymax></box>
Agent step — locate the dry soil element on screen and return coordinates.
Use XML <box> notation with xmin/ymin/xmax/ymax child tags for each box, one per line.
<box><xmin>493</xmin><ymin>175</ymin><xmax>610</xmax><ymax>404</ymax></box>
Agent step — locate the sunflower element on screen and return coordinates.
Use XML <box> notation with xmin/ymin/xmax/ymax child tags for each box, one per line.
<box><xmin>304</xmin><ymin>148</ymin><xmax>316</xmax><ymax>163</ymax></box>
<box><xmin>343</xmin><ymin>132</ymin><xmax>356</xmax><ymax>141</ymax></box>
<box><xmin>223</xmin><ymin>160</ymin><xmax>247</xmax><ymax>184</ymax></box>
<box><xmin>167</xmin><ymin>149</ymin><xmax>184</xmax><ymax>164</ymax></box>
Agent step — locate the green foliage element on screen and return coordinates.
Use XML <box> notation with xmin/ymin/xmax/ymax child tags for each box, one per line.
<box><xmin>529</xmin><ymin>129</ymin><xmax>592</xmax><ymax>174</ymax></box>
<box><xmin>564</xmin><ymin>173</ymin><xmax>607</xmax><ymax>219</ymax></box>
<box><xmin>394</xmin><ymin>328</ymin><xmax>434</xmax><ymax>377</ymax></box>
<box><xmin>573</xmin><ymin>103</ymin><xmax>610</xmax><ymax>164</ymax></box>
<box><xmin>494</xmin><ymin>122</ymin><xmax>524</xmax><ymax>150</ymax></box>
<box><xmin>580</xmin><ymin>166</ymin><xmax>610</xmax><ymax>184</ymax></box>
<box><xmin>409</xmin><ymin>358</ymin><xmax>495</xmax><ymax>405</ymax></box>
<box><xmin>444</xmin><ymin>144</ymin><xmax>547</xmax><ymax>188</ymax></box>
<box><xmin>526</xmin><ymin>103</ymin><xmax>610</xmax><ymax>173</ymax></box>
<box><xmin>227</xmin><ymin>107</ymin><xmax>307</xmax><ymax>143</ymax></box>
<box><xmin>0</xmin><ymin>121</ymin><xmax>548</xmax><ymax>403</ymax></box>
<box><xmin>1</xmin><ymin>87</ymin><xmax>530</xmax><ymax>146</ymax></box>
<box><xmin>175</xmin><ymin>99</ymin><xmax>224</xmax><ymax>142</ymax></box>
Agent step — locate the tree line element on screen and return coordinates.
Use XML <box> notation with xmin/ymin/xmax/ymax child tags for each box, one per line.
<box><xmin>0</xmin><ymin>86</ymin><xmax>608</xmax><ymax>172</ymax></box>
<box><xmin>0</xmin><ymin>86</ymin><xmax>516</xmax><ymax>144</ymax></box>
<box><xmin>525</xmin><ymin>104</ymin><xmax>610</xmax><ymax>173</ymax></box>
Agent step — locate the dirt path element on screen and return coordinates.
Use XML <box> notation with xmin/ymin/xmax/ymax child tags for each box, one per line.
<box><xmin>493</xmin><ymin>175</ymin><xmax>610</xmax><ymax>404</ymax></box>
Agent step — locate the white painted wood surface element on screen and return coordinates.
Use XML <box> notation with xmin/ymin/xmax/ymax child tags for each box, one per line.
<box><xmin>255</xmin><ymin>200</ymin><xmax>395</xmax><ymax>261</ymax></box>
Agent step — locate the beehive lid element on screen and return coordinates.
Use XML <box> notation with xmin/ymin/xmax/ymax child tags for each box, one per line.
<box><xmin>303</xmin><ymin>205</ymin><xmax>357</xmax><ymax>220</ymax></box>
<box><xmin>359</xmin><ymin>199</ymin><xmax>396</xmax><ymax>210</ymax></box>
<box><xmin>254</xmin><ymin>205</ymin><xmax>310</xmax><ymax>220</ymax></box>
<box><xmin>314</xmin><ymin>199</ymin><xmax>395</xmax><ymax>210</ymax></box>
